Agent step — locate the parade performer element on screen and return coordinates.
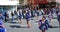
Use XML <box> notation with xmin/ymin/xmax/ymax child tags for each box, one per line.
<box><xmin>0</xmin><ymin>13</ymin><xmax>6</xmax><ymax>32</ymax></box>
<box><xmin>26</xmin><ymin>10</ymin><xmax>31</xmax><ymax>28</ymax></box>
<box><xmin>38</xmin><ymin>16</ymin><xmax>49</xmax><ymax>32</ymax></box>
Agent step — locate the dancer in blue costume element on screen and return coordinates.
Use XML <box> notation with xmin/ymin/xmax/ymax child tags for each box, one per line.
<box><xmin>26</xmin><ymin>10</ymin><xmax>31</xmax><ymax>28</ymax></box>
<box><xmin>0</xmin><ymin>13</ymin><xmax>6</xmax><ymax>32</ymax></box>
<box><xmin>38</xmin><ymin>16</ymin><xmax>49</xmax><ymax>32</ymax></box>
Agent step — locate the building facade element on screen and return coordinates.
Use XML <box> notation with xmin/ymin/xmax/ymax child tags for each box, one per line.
<box><xmin>28</xmin><ymin>0</ymin><xmax>57</xmax><ymax>8</ymax></box>
<box><xmin>0</xmin><ymin>0</ymin><xmax>19</xmax><ymax>11</ymax></box>
<box><xmin>19</xmin><ymin>0</ymin><xmax>28</xmax><ymax>6</ymax></box>
<box><xmin>0</xmin><ymin>0</ymin><xmax>19</xmax><ymax>18</ymax></box>
<box><xmin>19</xmin><ymin>0</ymin><xmax>60</xmax><ymax>8</ymax></box>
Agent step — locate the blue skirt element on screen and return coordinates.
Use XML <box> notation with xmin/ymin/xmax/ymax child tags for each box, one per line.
<box><xmin>39</xmin><ymin>26</ymin><xmax>48</xmax><ymax>30</ymax></box>
<box><xmin>26</xmin><ymin>17</ymin><xmax>30</xmax><ymax>21</ymax></box>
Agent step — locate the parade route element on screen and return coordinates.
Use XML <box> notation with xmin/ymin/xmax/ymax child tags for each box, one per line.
<box><xmin>4</xmin><ymin>16</ymin><xmax>60</xmax><ymax>32</ymax></box>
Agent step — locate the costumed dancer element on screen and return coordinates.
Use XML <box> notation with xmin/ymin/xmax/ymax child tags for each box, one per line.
<box><xmin>38</xmin><ymin>16</ymin><xmax>49</xmax><ymax>32</ymax></box>
<box><xmin>0</xmin><ymin>13</ymin><xmax>6</xmax><ymax>32</ymax></box>
<box><xmin>26</xmin><ymin>10</ymin><xmax>31</xmax><ymax>28</ymax></box>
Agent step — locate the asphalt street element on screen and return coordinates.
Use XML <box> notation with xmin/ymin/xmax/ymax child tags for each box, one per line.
<box><xmin>4</xmin><ymin>15</ymin><xmax>60</xmax><ymax>32</ymax></box>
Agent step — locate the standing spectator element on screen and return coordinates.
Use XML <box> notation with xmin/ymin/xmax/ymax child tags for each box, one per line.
<box><xmin>48</xmin><ymin>11</ymin><xmax>52</xmax><ymax>22</ymax></box>
<box><xmin>31</xmin><ymin>9</ymin><xmax>34</xmax><ymax>17</ymax></box>
<box><xmin>41</xmin><ymin>9</ymin><xmax>45</xmax><ymax>15</ymax></box>
<box><xmin>5</xmin><ymin>11</ymin><xmax>8</xmax><ymax>22</ymax></box>
<box><xmin>14</xmin><ymin>11</ymin><xmax>18</xmax><ymax>19</ymax></box>
<box><xmin>56</xmin><ymin>7</ymin><xmax>60</xmax><ymax>27</ymax></box>
<box><xmin>11</xmin><ymin>12</ymin><xmax>14</xmax><ymax>22</ymax></box>
<box><xmin>17</xmin><ymin>10</ymin><xmax>20</xmax><ymax>20</ymax></box>
<box><xmin>57</xmin><ymin>11</ymin><xmax>60</xmax><ymax>27</ymax></box>
<box><xmin>36</xmin><ymin>8</ymin><xmax>40</xmax><ymax>20</ymax></box>
<box><xmin>43</xmin><ymin>8</ymin><xmax>47</xmax><ymax>15</ymax></box>
<box><xmin>19</xmin><ymin>9</ymin><xmax>23</xmax><ymax>24</ymax></box>
<box><xmin>56</xmin><ymin>8</ymin><xmax>59</xmax><ymax>15</ymax></box>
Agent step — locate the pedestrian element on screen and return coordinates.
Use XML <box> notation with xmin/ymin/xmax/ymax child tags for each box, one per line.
<box><xmin>0</xmin><ymin>13</ymin><xmax>6</xmax><ymax>32</ymax></box>
<box><xmin>26</xmin><ymin>10</ymin><xmax>31</xmax><ymax>28</ymax></box>
<box><xmin>5</xmin><ymin>11</ymin><xmax>9</xmax><ymax>22</ymax></box>
<box><xmin>17</xmin><ymin>10</ymin><xmax>20</xmax><ymax>20</ymax></box>
<box><xmin>57</xmin><ymin>11</ymin><xmax>60</xmax><ymax>27</ymax></box>
<box><xmin>11</xmin><ymin>12</ymin><xmax>14</xmax><ymax>22</ymax></box>
<box><xmin>37</xmin><ymin>8</ymin><xmax>40</xmax><ymax>20</ymax></box>
<box><xmin>43</xmin><ymin>8</ymin><xmax>47</xmax><ymax>15</ymax></box>
<box><xmin>14</xmin><ymin>11</ymin><xmax>18</xmax><ymax>19</ymax></box>
<box><xmin>19</xmin><ymin>9</ymin><xmax>23</xmax><ymax>24</ymax></box>
<box><xmin>31</xmin><ymin>9</ymin><xmax>34</xmax><ymax>17</ymax></box>
<box><xmin>41</xmin><ymin>9</ymin><xmax>45</xmax><ymax>15</ymax></box>
<box><xmin>48</xmin><ymin>11</ymin><xmax>52</xmax><ymax>22</ymax></box>
<box><xmin>38</xmin><ymin>16</ymin><xmax>49</xmax><ymax>32</ymax></box>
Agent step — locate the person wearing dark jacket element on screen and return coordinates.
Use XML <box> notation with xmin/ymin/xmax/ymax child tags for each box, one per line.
<box><xmin>11</xmin><ymin>12</ymin><xmax>14</xmax><ymax>22</ymax></box>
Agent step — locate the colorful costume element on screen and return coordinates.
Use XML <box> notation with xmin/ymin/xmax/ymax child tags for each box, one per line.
<box><xmin>0</xmin><ymin>16</ymin><xmax>6</xmax><ymax>32</ymax></box>
<box><xmin>38</xmin><ymin>20</ymin><xmax>49</xmax><ymax>30</ymax></box>
<box><xmin>26</xmin><ymin>12</ymin><xmax>30</xmax><ymax>21</ymax></box>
